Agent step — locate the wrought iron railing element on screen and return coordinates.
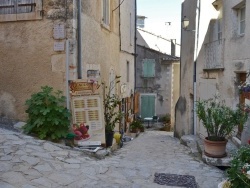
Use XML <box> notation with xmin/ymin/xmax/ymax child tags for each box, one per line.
<box><xmin>204</xmin><ymin>39</ymin><xmax>225</xmax><ymax>69</ymax></box>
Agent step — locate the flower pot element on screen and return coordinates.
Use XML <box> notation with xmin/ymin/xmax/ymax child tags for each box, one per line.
<box><xmin>204</xmin><ymin>137</ymin><xmax>227</xmax><ymax>158</ymax></box>
<box><xmin>105</xmin><ymin>132</ymin><xmax>114</xmax><ymax>147</ymax></box>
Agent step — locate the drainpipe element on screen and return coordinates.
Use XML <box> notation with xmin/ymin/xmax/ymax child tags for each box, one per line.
<box><xmin>134</xmin><ymin>0</ymin><xmax>137</xmax><ymax>93</ymax></box>
<box><xmin>193</xmin><ymin>0</ymin><xmax>201</xmax><ymax>135</ymax></box>
<box><xmin>77</xmin><ymin>0</ymin><xmax>82</xmax><ymax>79</ymax></box>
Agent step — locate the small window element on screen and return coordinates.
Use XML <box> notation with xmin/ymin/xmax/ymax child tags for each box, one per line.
<box><xmin>127</xmin><ymin>61</ymin><xmax>129</xmax><ymax>82</ymax></box>
<box><xmin>0</xmin><ymin>0</ymin><xmax>42</xmax><ymax>22</ymax></box>
<box><xmin>102</xmin><ymin>0</ymin><xmax>110</xmax><ymax>27</ymax></box>
<box><xmin>239</xmin><ymin>6</ymin><xmax>245</xmax><ymax>34</ymax></box>
<box><xmin>218</xmin><ymin>18</ymin><xmax>222</xmax><ymax>41</ymax></box>
<box><xmin>142</xmin><ymin>59</ymin><xmax>155</xmax><ymax>78</ymax></box>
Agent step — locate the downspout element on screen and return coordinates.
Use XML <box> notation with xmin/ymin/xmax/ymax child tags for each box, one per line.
<box><xmin>77</xmin><ymin>0</ymin><xmax>82</xmax><ymax>79</ymax></box>
<box><xmin>193</xmin><ymin>0</ymin><xmax>201</xmax><ymax>135</ymax></box>
<box><xmin>134</xmin><ymin>0</ymin><xmax>137</xmax><ymax>93</ymax></box>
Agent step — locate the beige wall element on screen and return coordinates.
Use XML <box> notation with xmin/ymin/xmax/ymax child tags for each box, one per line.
<box><xmin>0</xmin><ymin>0</ymin><xmax>135</xmax><ymax>123</ymax></box>
<box><xmin>178</xmin><ymin>0</ymin><xmax>250</xmax><ymax>137</ymax></box>
<box><xmin>0</xmin><ymin>0</ymin><xmax>76</xmax><ymax>121</ymax></box>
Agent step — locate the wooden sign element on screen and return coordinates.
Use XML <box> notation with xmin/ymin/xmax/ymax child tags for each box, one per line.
<box><xmin>69</xmin><ymin>80</ymin><xmax>101</xmax><ymax>96</ymax></box>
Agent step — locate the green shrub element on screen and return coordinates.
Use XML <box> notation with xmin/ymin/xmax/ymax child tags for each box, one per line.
<box><xmin>226</xmin><ymin>146</ymin><xmax>250</xmax><ymax>188</ymax></box>
<box><xmin>161</xmin><ymin>113</ymin><xmax>170</xmax><ymax>123</ymax></box>
<box><xmin>130</xmin><ymin>120</ymin><xmax>144</xmax><ymax>133</ymax></box>
<box><xmin>23</xmin><ymin>86</ymin><xmax>71</xmax><ymax>140</ymax></box>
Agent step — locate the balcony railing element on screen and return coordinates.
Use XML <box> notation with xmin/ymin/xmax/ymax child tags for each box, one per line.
<box><xmin>204</xmin><ymin>39</ymin><xmax>225</xmax><ymax>70</ymax></box>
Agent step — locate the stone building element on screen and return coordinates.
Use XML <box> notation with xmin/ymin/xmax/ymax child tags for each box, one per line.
<box><xmin>0</xmin><ymin>0</ymin><xmax>136</xmax><ymax>125</ymax></box>
<box><xmin>175</xmin><ymin>0</ymin><xmax>250</xmax><ymax>138</ymax></box>
<box><xmin>135</xmin><ymin>27</ymin><xmax>180</xmax><ymax>127</ymax></box>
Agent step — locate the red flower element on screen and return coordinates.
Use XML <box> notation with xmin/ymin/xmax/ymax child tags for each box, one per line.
<box><xmin>248</xmin><ymin>140</ymin><xmax>250</xmax><ymax>145</ymax></box>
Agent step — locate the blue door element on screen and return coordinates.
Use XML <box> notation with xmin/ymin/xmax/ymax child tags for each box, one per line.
<box><xmin>141</xmin><ymin>95</ymin><xmax>155</xmax><ymax>118</ymax></box>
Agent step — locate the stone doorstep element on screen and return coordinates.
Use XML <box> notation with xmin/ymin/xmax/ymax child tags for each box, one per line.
<box><xmin>180</xmin><ymin>135</ymin><xmax>240</xmax><ymax>167</ymax></box>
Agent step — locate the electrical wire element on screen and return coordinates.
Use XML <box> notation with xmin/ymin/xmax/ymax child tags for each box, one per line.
<box><xmin>112</xmin><ymin>0</ymin><xmax>125</xmax><ymax>12</ymax></box>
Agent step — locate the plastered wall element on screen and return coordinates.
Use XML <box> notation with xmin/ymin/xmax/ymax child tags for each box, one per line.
<box><xmin>0</xmin><ymin>0</ymin><xmax>76</xmax><ymax>121</ymax></box>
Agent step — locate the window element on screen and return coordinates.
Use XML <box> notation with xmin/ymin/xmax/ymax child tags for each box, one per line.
<box><xmin>238</xmin><ymin>6</ymin><xmax>245</xmax><ymax>35</ymax></box>
<box><xmin>127</xmin><ymin>61</ymin><xmax>129</xmax><ymax>82</ymax></box>
<box><xmin>0</xmin><ymin>0</ymin><xmax>42</xmax><ymax>22</ymax></box>
<box><xmin>102</xmin><ymin>0</ymin><xmax>110</xmax><ymax>27</ymax></box>
<box><xmin>142</xmin><ymin>59</ymin><xmax>155</xmax><ymax>78</ymax></box>
<box><xmin>218</xmin><ymin>18</ymin><xmax>222</xmax><ymax>41</ymax></box>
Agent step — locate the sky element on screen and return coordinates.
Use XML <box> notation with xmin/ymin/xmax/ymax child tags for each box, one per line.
<box><xmin>137</xmin><ymin>0</ymin><xmax>183</xmax><ymax>44</ymax></box>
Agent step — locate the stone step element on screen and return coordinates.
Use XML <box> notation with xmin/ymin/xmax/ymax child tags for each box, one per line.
<box><xmin>180</xmin><ymin>135</ymin><xmax>240</xmax><ymax>167</ymax></box>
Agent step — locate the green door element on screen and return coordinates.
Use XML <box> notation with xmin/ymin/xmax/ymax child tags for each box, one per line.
<box><xmin>141</xmin><ymin>95</ymin><xmax>155</xmax><ymax>118</ymax></box>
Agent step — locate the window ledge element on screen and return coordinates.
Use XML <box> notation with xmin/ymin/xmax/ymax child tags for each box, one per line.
<box><xmin>203</xmin><ymin>67</ymin><xmax>224</xmax><ymax>71</ymax></box>
<box><xmin>101</xmin><ymin>23</ymin><xmax>111</xmax><ymax>32</ymax></box>
<box><xmin>238</xmin><ymin>33</ymin><xmax>245</xmax><ymax>37</ymax></box>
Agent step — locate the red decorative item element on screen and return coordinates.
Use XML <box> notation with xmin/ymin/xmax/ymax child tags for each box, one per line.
<box><xmin>73</xmin><ymin>123</ymin><xmax>90</xmax><ymax>141</ymax></box>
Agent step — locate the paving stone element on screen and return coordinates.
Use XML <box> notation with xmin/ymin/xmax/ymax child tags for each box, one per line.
<box><xmin>31</xmin><ymin>177</ymin><xmax>52</xmax><ymax>188</ymax></box>
<box><xmin>64</xmin><ymin>158</ymin><xmax>82</xmax><ymax>164</ymax></box>
<box><xmin>0</xmin><ymin>182</ymin><xmax>15</xmax><ymax>188</ymax></box>
<box><xmin>43</xmin><ymin>142</ymin><xmax>63</xmax><ymax>152</ymax></box>
<box><xmin>1</xmin><ymin>171</ymin><xmax>27</xmax><ymax>185</ymax></box>
<box><xmin>63</xmin><ymin>163</ymin><xmax>81</xmax><ymax>169</ymax></box>
<box><xmin>47</xmin><ymin>173</ymin><xmax>77</xmax><ymax>186</ymax></box>
<box><xmin>20</xmin><ymin>155</ymin><xmax>40</xmax><ymax>165</ymax></box>
<box><xmin>0</xmin><ymin>162</ymin><xmax>12</xmax><ymax>172</ymax></box>
<box><xmin>13</xmin><ymin>122</ymin><xmax>26</xmax><ymax>129</ymax></box>
<box><xmin>0</xmin><ymin>155</ymin><xmax>12</xmax><ymax>161</ymax></box>
<box><xmin>33</xmin><ymin>163</ymin><xmax>53</xmax><ymax>172</ymax></box>
<box><xmin>31</xmin><ymin>152</ymin><xmax>53</xmax><ymax>159</ymax></box>
<box><xmin>21</xmin><ymin>185</ymin><xmax>37</xmax><ymax>188</ymax></box>
<box><xmin>26</xmin><ymin>144</ymin><xmax>44</xmax><ymax>151</ymax></box>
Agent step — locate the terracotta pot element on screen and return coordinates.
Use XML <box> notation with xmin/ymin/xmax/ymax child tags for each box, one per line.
<box><xmin>204</xmin><ymin>137</ymin><xmax>227</xmax><ymax>158</ymax></box>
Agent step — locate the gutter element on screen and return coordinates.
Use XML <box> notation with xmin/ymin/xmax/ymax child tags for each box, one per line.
<box><xmin>134</xmin><ymin>0</ymin><xmax>137</xmax><ymax>93</ymax></box>
<box><xmin>77</xmin><ymin>0</ymin><xmax>82</xmax><ymax>79</ymax></box>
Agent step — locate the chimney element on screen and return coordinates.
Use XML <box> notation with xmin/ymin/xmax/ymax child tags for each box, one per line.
<box><xmin>171</xmin><ymin>39</ymin><xmax>176</xmax><ymax>56</ymax></box>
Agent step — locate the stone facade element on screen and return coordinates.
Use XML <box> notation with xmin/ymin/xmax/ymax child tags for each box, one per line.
<box><xmin>0</xmin><ymin>0</ymin><xmax>135</xmax><ymax>123</ymax></box>
<box><xmin>136</xmin><ymin>30</ymin><xmax>180</xmax><ymax>126</ymax></box>
<box><xmin>176</xmin><ymin>0</ymin><xmax>250</xmax><ymax>138</ymax></box>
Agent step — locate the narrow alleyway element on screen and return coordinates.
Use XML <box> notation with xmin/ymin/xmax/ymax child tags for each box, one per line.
<box><xmin>0</xmin><ymin>127</ymin><xmax>225</xmax><ymax>188</ymax></box>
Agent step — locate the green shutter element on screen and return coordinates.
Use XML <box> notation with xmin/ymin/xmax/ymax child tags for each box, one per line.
<box><xmin>141</xmin><ymin>95</ymin><xmax>155</xmax><ymax>118</ymax></box>
<box><xmin>142</xmin><ymin>59</ymin><xmax>155</xmax><ymax>77</ymax></box>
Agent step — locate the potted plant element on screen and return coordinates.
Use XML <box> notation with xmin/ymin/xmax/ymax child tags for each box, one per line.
<box><xmin>103</xmin><ymin>76</ymin><xmax>123</xmax><ymax>147</ymax></box>
<box><xmin>196</xmin><ymin>96</ymin><xmax>248</xmax><ymax>158</ymax></box>
<box><xmin>130</xmin><ymin>119</ymin><xmax>144</xmax><ymax>137</ymax></box>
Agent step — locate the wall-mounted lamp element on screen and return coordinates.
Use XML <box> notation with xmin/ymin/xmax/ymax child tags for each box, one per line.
<box><xmin>182</xmin><ymin>16</ymin><xmax>195</xmax><ymax>32</ymax></box>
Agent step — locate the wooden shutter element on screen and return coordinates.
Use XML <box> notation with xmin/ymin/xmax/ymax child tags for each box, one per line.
<box><xmin>17</xmin><ymin>0</ymin><xmax>42</xmax><ymax>21</ymax></box>
<box><xmin>72</xmin><ymin>96</ymin><xmax>104</xmax><ymax>131</ymax></box>
<box><xmin>143</xmin><ymin>59</ymin><xmax>155</xmax><ymax>77</ymax></box>
<box><xmin>141</xmin><ymin>95</ymin><xmax>155</xmax><ymax>118</ymax></box>
<box><xmin>0</xmin><ymin>0</ymin><xmax>17</xmax><ymax>22</ymax></box>
<box><xmin>134</xmin><ymin>92</ymin><xmax>140</xmax><ymax>114</ymax></box>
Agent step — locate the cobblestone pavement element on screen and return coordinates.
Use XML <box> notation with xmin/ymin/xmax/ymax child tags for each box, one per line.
<box><xmin>0</xmin><ymin>127</ymin><xmax>225</xmax><ymax>188</ymax></box>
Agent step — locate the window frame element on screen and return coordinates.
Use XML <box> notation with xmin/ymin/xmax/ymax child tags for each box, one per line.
<box><xmin>0</xmin><ymin>0</ymin><xmax>42</xmax><ymax>22</ymax></box>
<box><xmin>238</xmin><ymin>5</ymin><xmax>245</xmax><ymax>35</ymax></box>
<box><xmin>101</xmin><ymin>0</ymin><xmax>110</xmax><ymax>30</ymax></box>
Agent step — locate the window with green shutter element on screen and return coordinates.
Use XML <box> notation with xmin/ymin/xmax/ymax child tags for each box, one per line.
<box><xmin>142</xmin><ymin>59</ymin><xmax>155</xmax><ymax>77</ymax></box>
